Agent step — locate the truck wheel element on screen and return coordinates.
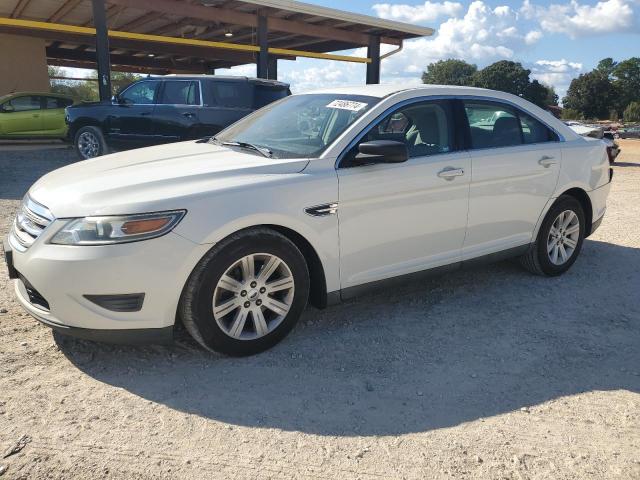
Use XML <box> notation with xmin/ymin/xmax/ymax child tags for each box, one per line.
<box><xmin>179</xmin><ymin>228</ymin><xmax>310</xmax><ymax>356</ymax></box>
<box><xmin>75</xmin><ymin>126</ymin><xmax>107</xmax><ymax>159</ymax></box>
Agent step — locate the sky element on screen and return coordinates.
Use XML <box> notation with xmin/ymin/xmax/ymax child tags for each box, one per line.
<box><xmin>65</xmin><ymin>0</ymin><xmax>639</xmax><ymax>99</ymax></box>
<box><xmin>214</xmin><ymin>0</ymin><xmax>640</xmax><ymax>99</ymax></box>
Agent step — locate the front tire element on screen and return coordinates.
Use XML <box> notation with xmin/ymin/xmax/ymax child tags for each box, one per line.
<box><xmin>74</xmin><ymin>126</ymin><xmax>107</xmax><ymax>159</ymax></box>
<box><xmin>520</xmin><ymin>195</ymin><xmax>586</xmax><ymax>276</ymax></box>
<box><xmin>179</xmin><ymin>228</ymin><xmax>310</xmax><ymax>356</ymax></box>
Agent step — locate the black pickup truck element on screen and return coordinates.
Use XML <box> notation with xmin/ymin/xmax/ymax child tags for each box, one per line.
<box><xmin>66</xmin><ymin>75</ymin><xmax>290</xmax><ymax>159</ymax></box>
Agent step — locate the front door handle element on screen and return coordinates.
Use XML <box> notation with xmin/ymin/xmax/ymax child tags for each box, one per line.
<box><xmin>438</xmin><ymin>167</ymin><xmax>465</xmax><ymax>180</ymax></box>
<box><xmin>538</xmin><ymin>155</ymin><xmax>556</xmax><ymax>168</ymax></box>
<box><xmin>182</xmin><ymin>112</ymin><xmax>195</xmax><ymax>118</ymax></box>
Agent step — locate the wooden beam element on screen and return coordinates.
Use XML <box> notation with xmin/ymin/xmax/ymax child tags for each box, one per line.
<box><xmin>47</xmin><ymin>47</ymin><xmax>209</xmax><ymax>72</ymax></box>
<box><xmin>10</xmin><ymin>0</ymin><xmax>32</xmax><ymax>18</ymax></box>
<box><xmin>106</xmin><ymin>0</ymin><xmax>379</xmax><ymax>46</ymax></box>
<box><xmin>118</xmin><ymin>11</ymin><xmax>164</xmax><ymax>31</ymax></box>
<box><xmin>48</xmin><ymin>0</ymin><xmax>84</xmax><ymax>23</ymax></box>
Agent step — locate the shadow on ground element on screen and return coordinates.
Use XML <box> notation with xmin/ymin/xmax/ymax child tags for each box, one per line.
<box><xmin>58</xmin><ymin>239</ymin><xmax>640</xmax><ymax>437</ymax></box>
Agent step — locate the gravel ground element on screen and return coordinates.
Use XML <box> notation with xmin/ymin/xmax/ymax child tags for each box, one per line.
<box><xmin>0</xmin><ymin>142</ymin><xmax>639</xmax><ymax>479</ymax></box>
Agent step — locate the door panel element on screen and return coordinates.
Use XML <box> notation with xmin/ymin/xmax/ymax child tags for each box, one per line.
<box><xmin>0</xmin><ymin>95</ymin><xmax>43</xmax><ymax>135</ymax></box>
<box><xmin>338</xmin><ymin>152</ymin><xmax>471</xmax><ymax>287</ymax></box>
<box><xmin>41</xmin><ymin>97</ymin><xmax>71</xmax><ymax>136</ymax></box>
<box><xmin>107</xmin><ymin>80</ymin><xmax>158</xmax><ymax>146</ymax></box>
<box><xmin>461</xmin><ymin>100</ymin><xmax>561</xmax><ymax>258</ymax></box>
<box><xmin>463</xmin><ymin>144</ymin><xmax>561</xmax><ymax>257</ymax></box>
<box><xmin>337</xmin><ymin>99</ymin><xmax>470</xmax><ymax>288</ymax></box>
<box><xmin>153</xmin><ymin>80</ymin><xmax>202</xmax><ymax>142</ymax></box>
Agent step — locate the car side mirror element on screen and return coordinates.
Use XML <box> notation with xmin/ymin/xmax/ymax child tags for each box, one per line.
<box><xmin>111</xmin><ymin>95</ymin><xmax>118</xmax><ymax>104</ymax></box>
<box><xmin>1</xmin><ymin>104</ymin><xmax>15</xmax><ymax>113</ymax></box>
<box><xmin>354</xmin><ymin>140</ymin><xmax>408</xmax><ymax>165</ymax></box>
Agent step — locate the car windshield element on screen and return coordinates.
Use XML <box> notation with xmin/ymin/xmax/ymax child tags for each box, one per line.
<box><xmin>212</xmin><ymin>94</ymin><xmax>380</xmax><ymax>159</ymax></box>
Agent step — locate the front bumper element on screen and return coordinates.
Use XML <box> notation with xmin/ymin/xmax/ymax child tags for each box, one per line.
<box><xmin>6</xmin><ymin>227</ymin><xmax>211</xmax><ymax>342</ymax></box>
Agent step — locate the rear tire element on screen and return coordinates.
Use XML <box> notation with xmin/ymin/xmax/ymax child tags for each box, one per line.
<box><xmin>520</xmin><ymin>195</ymin><xmax>586</xmax><ymax>276</ymax></box>
<box><xmin>74</xmin><ymin>126</ymin><xmax>107</xmax><ymax>159</ymax></box>
<box><xmin>179</xmin><ymin>228</ymin><xmax>310</xmax><ymax>356</ymax></box>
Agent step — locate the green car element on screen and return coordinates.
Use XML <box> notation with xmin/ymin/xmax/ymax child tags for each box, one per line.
<box><xmin>0</xmin><ymin>92</ymin><xmax>74</xmax><ymax>139</ymax></box>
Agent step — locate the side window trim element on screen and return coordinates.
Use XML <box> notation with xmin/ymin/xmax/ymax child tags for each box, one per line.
<box><xmin>336</xmin><ymin>96</ymin><xmax>459</xmax><ymax>169</ymax></box>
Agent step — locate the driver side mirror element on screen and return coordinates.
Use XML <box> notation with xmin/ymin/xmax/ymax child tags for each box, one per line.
<box><xmin>1</xmin><ymin>104</ymin><xmax>15</xmax><ymax>113</ymax></box>
<box><xmin>354</xmin><ymin>140</ymin><xmax>408</xmax><ymax>166</ymax></box>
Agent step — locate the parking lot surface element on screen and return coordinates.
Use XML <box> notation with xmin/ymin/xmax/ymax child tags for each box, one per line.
<box><xmin>0</xmin><ymin>142</ymin><xmax>639</xmax><ymax>479</ymax></box>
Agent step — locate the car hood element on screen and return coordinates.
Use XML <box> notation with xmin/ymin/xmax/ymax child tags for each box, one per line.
<box><xmin>29</xmin><ymin>140</ymin><xmax>309</xmax><ymax>218</ymax></box>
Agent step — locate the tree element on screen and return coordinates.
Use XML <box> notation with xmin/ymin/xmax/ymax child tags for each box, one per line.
<box><xmin>561</xmin><ymin>108</ymin><xmax>583</xmax><ymax>120</ymax></box>
<box><xmin>623</xmin><ymin>101</ymin><xmax>640</xmax><ymax>123</ymax></box>
<box><xmin>471</xmin><ymin>61</ymin><xmax>531</xmax><ymax>97</ymax></box>
<box><xmin>523</xmin><ymin>80</ymin><xmax>558</xmax><ymax>108</ymax></box>
<box><xmin>562</xmin><ymin>71</ymin><xmax>616</xmax><ymax>120</ymax></box>
<box><xmin>612</xmin><ymin>57</ymin><xmax>640</xmax><ymax>113</ymax></box>
<box><xmin>422</xmin><ymin>59</ymin><xmax>477</xmax><ymax>86</ymax></box>
<box><xmin>596</xmin><ymin>57</ymin><xmax>617</xmax><ymax>78</ymax></box>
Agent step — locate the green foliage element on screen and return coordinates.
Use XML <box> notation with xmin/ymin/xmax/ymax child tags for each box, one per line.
<box><xmin>48</xmin><ymin>66</ymin><xmax>143</xmax><ymax>102</ymax></box>
<box><xmin>623</xmin><ymin>101</ymin><xmax>640</xmax><ymax>123</ymax></box>
<box><xmin>471</xmin><ymin>60</ymin><xmax>531</xmax><ymax>97</ymax></box>
<box><xmin>422</xmin><ymin>59</ymin><xmax>477</xmax><ymax>86</ymax></box>
<box><xmin>612</xmin><ymin>57</ymin><xmax>640</xmax><ymax>113</ymax></box>
<box><xmin>562</xmin><ymin>71</ymin><xmax>616</xmax><ymax>120</ymax></box>
<box><xmin>561</xmin><ymin>108</ymin><xmax>583</xmax><ymax>120</ymax></box>
<box><xmin>596</xmin><ymin>58</ymin><xmax>617</xmax><ymax>78</ymax></box>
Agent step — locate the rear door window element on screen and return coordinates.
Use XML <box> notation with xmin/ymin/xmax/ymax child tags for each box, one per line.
<box><xmin>519</xmin><ymin>111</ymin><xmax>559</xmax><ymax>144</ymax></box>
<box><xmin>463</xmin><ymin>101</ymin><xmax>522</xmax><ymax>148</ymax></box>
<box><xmin>45</xmin><ymin>97</ymin><xmax>73</xmax><ymax>109</ymax></box>
<box><xmin>158</xmin><ymin>80</ymin><xmax>200</xmax><ymax>105</ymax></box>
<box><xmin>211</xmin><ymin>82</ymin><xmax>251</xmax><ymax>108</ymax></box>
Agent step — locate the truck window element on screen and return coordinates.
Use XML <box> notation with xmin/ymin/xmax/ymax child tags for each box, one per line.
<box><xmin>253</xmin><ymin>85</ymin><xmax>290</xmax><ymax>108</ymax></box>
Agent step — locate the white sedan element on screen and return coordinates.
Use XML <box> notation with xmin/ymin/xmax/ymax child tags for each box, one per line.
<box><xmin>5</xmin><ymin>85</ymin><xmax>612</xmax><ymax>356</ymax></box>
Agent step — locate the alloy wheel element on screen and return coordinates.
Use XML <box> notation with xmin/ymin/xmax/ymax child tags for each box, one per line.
<box><xmin>547</xmin><ymin>210</ymin><xmax>580</xmax><ymax>265</ymax></box>
<box><xmin>78</xmin><ymin>131</ymin><xmax>100</xmax><ymax>158</ymax></box>
<box><xmin>212</xmin><ymin>253</ymin><xmax>295</xmax><ymax>340</ymax></box>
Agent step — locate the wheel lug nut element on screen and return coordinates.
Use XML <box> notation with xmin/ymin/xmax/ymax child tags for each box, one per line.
<box><xmin>240</xmin><ymin>290</ymin><xmax>247</xmax><ymax>297</ymax></box>
<box><xmin>250</xmin><ymin>281</ymin><xmax>257</xmax><ymax>288</ymax></box>
<box><xmin>259</xmin><ymin>287</ymin><xmax>266</xmax><ymax>293</ymax></box>
<box><xmin>244</xmin><ymin>301</ymin><xmax>250</xmax><ymax>308</ymax></box>
<box><xmin>256</xmin><ymin>299</ymin><xmax>262</xmax><ymax>306</ymax></box>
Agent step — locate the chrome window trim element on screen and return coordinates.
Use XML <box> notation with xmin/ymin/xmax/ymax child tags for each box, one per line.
<box><xmin>334</xmin><ymin>94</ymin><xmax>566</xmax><ymax>169</ymax></box>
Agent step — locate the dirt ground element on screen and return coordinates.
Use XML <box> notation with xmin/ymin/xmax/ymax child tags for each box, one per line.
<box><xmin>0</xmin><ymin>141</ymin><xmax>639</xmax><ymax>479</ymax></box>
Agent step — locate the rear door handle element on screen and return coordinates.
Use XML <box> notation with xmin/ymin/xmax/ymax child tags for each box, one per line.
<box><xmin>182</xmin><ymin>112</ymin><xmax>195</xmax><ymax>118</ymax></box>
<box><xmin>438</xmin><ymin>167</ymin><xmax>465</xmax><ymax>180</ymax></box>
<box><xmin>538</xmin><ymin>155</ymin><xmax>556</xmax><ymax>168</ymax></box>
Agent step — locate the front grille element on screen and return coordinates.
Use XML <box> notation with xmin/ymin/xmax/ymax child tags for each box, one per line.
<box><xmin>9</xmin><ymin>195</ymin><xmax>54</xmax><ymax>252</ymax></box>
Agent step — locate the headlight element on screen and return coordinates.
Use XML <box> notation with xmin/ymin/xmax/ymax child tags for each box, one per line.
<box><xmin>50</xmin><ymin>210</ymin><xmax>186</xmax><ymax>246</ymax></box>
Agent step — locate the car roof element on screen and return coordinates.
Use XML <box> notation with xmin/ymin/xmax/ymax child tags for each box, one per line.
<box><xmin>150</xmin><ymin>74</ymin><xmax>289</xmax><ymax>88</ymax></box>
<box><xmin>302</xmin><ymin>84</ymin><xmax>503</xmax><ymax>98</ymax></box>
<box><xmin>0</xmin><ymin>91</ymin><xmax>73</xmax><ymax>100</ymax></box>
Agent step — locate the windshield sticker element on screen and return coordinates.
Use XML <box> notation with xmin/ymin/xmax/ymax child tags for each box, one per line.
<box><xmin>326</xmin><ymin>100</ymin><xmax>368</xmax><ymax>112</ymax></box>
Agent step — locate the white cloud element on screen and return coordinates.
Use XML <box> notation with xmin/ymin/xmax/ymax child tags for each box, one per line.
<box><xmin>531</xmin><ymin>59</ymin><xmax>584</xmax><ymax>99</ymax></box>
<box><xmin>372</xmin><ymin>1</ymin><xmax>463</xmax><ymax>23</ymax></box>
<box><xmin>521</xmin><ymin>0</ymin><xmax>636</xmax><ymax>38</ymax></box>
<box><xmin>377</xmin><ymin>1</ymin><xmax>543</xmax><ymax>83</ymax></box>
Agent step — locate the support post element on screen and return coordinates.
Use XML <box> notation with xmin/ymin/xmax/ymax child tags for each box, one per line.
<box><xmin>91</xmin><ymin>0</ymin><xmax>111</xmax><ymax>101</ymax></box>
<box><xmin>366</xmin><ymin>35</ymin><xmax>380</xmax><ymax>84</ymax></box>
<box><xmin>267</xmin><ymin>56</ymin><xmax>277</xmax><ymax>80</ymax></box>
<box><xmin>256</xmin><ymin>14</ymin><xmax>268</xmax><ymax>79</ymax></box>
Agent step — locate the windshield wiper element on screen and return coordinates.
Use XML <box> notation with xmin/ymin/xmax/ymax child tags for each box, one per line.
<box><xmin>220</xmin><ymin>140</ymin><xmax>273</xmax><ymax>158</ymax></box>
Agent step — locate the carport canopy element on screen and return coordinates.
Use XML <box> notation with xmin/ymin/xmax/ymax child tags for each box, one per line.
<box><xmin>0</xmin><ymin>0</ymin><xmax>434</xmax><ymax>100</ymax></box>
